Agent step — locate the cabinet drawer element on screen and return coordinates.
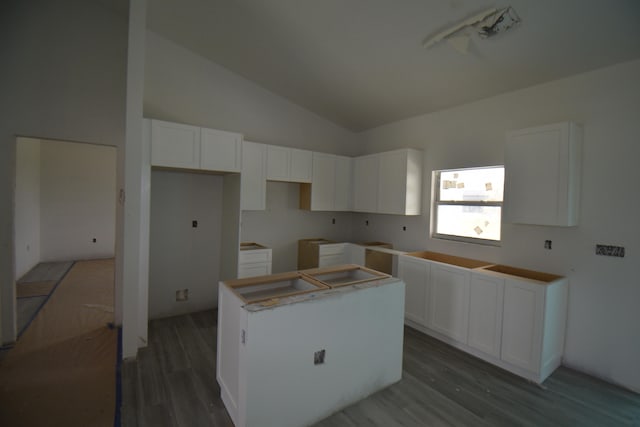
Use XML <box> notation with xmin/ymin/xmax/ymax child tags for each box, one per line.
<box><xmin>239</xmin><ymin>250</ymin><xmax>271</xmax><ymax>264</ymax></box>
<box><xmin>318</xmin><ymin>244</ymin><xmax>345</xmax><ymax>256</ymax></box>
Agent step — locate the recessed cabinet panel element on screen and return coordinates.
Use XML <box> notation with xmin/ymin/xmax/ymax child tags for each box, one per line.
<box><xmin>334</xmin><ymin>156</ymin><xmax>352</xmax><ymax>211</ymax></box>
<box><xmin>151</xmin><ymin>120</ymin><xmax>200</xmax><ymax>169</ymax></box>
<box><xmin>501</xmin><ymin>279</ymin><xmax>544</xmax><ymax>372</ymax></box>
<box><xmin>200</xmin><ymin>128</ymin><xmax>242</xmax><ymax>172</ymax></box>
<box><xmin>428</xmin><ymin>264</ymin><xmax>470</xmax><ymax>343</ymax></box>
<box><xmin>310</xmin><ymin>153</ymin><xmax>336</xmax><ymax>211</ymax></box>
<box><xmin>377</xmin><ymin>150</ymin><xmax>407</xmax><ymax>215</ymax></box>
<box><xmin>241</xmin><ymin>142</ymin><xmax>267</xmax><ymax>211</ymax></box>
<box><xmin>398</xmin><ymin>256</ymin><xmax>430</xmax><ymax>326</ymax></box>
<box><xmin>266</xmin><ymin>145</ymin><xmax>290</xmax><ymax>181</ymax></box>
<box><xmin>505</xmin><ymin>122</ymin><xmax>582</xmax><ymax>226</ymax></box>
<box><xmin>468</xmin><ymin>273</ymin><xmax>504</xmax><ymax>358</ymax></box>
<box><xmin>289</xmin><ymin>148</ymin><xmax>313</xmax><ymax>183</ymax></box>
<box><xmin>353</xmin><ymin>155</ymin><xmax>379</xmax><ymax>212</ymax></box>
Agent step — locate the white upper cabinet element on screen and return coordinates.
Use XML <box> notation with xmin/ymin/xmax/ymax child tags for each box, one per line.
<box><xmin>303</xmin><ymin>153</ymin><xmax>352</xmax><ymax>212</ymax></box>
<box><xmin>241</xmin><ymin>141</ymin><xmax>267</xmax><ymax>211</ymax></box>
<box><xmin>150</xmin><ymin>119</ymin><xmax>243</xmax><ymax>173</ymax></box>
<box><xmin>353</xmin><ymin>154</ymin><xmax>379</xmax><ymax>213</ymax></box>
<box><xmin>504</xmin><ymin>122</ymin><xmax>582</xmax><ymax>226</ymax></box>
<box><xmin>289</xmin><ymin>148</ymin><xmax>313</xmax><ymax>182</ymax></box>
<box><xmin>266</xmin><ymin>145</ymin><xmax>312</xmax><ymax>183</ymax></box>
<box><xmin>354</xmin><ymin>149</ymin><xmax>422</xmax><ymax>215</ymax></box>
<box><xmin>151</xmin><ymin>120</ymin><xmax>200</xmax><ymax>169</ymax></box>
<box><xmin>334</xmin><ymin>155</ymin><xmax>353</xmax><ymax>211</ymax></box>
<box><xmin>200</xmin><ymin>128</ymin><xmax>242</xmax><ymax>172</ymax></box>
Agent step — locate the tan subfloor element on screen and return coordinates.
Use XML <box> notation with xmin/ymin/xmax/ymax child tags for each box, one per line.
<box><xmin>0</xmin><ymin>259</ymin><xmax>117</xmax><ymax>427</ymax></box>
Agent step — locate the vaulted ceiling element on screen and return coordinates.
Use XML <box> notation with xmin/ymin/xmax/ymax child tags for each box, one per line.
<box><xmin>147</xmin><ymin>0</ymin><xmax>640</xmax><ymax>131</ymax></box>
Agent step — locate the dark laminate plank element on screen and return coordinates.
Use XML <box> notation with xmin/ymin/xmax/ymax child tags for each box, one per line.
<box><xmin>17</xmin><ymin>261</ymin><xmax>73</xmax><ymax>283</ymax></box>
<box><xmin>122</xmin><ymin>311</ymin><xmax>640</xmax><ymax>427</ymax></box>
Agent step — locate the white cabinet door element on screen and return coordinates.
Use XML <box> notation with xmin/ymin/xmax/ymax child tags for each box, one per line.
<box><xmin>334</xmin><ymin>156</ymin><xmax>352</xmax><ymax>211</ymax></box>
<box><xmin>468</xmin><ymin>272</ymin><xmax>504</xmax><ymax>358</ymax></box>
<box><xmin>200</xmin><ymin>128</ymin><xmax>242</xmax><ymax>172</ymax></box>
<box><xmin>266</xmin><ymin>145</ymin><xmax>290</xmax><ymax>181</ymax></box>
<box><xmin>151</xmin><ymin>120</ymin><xmax>200</xmax><ymax>169</ymax></box>
<box><xmin>504</xmin><ymin>122</ymin><xmax>582</xmax><ymax>226</ymax></box>
<box><xmin>429</xmin><ymin>263</ymin><xmax>470</xmax><ymax>343</ymax></box>
<box><xmin>311</xmin><ymin>153</ymin><xmax>336</xmax><ymax>211</ymax></box>
<box><xmin>397</xmin><ymin>256</ymin><xmax>429</xmax><ymax>326</ymax></box>
<box><xmin>501</xmin><ymin>278</ymin><xmax>544</xmax><ymax>373</ymax></box>
<box><xmin>289</xmin><ymin>148</ymin><xmax>313</xmax><ymax>183</ymax></box>
<box><xmin>377</xmin><ymin>150</ymin><xmax>407</xmax><ymax>215</ymax></box>
<box><xmin>353</xmin><ymin>154</ymin><xmax>379</xmax><ymax>212</ymax></box>
<box><xmin>241</xmin><ymin>142</ymin><xmax>267</xmax><ymax>210</ymax></box>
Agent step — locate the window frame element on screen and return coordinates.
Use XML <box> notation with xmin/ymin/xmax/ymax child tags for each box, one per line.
<box><xmin>432</xmin><ymin>165</ymin><xmax>504</xmax><ymax>246</ymax></box>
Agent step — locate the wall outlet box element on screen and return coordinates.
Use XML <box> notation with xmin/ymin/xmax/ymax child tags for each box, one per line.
<box><xmin>176</xmin><ymin>289</ymin><xmax>189</xmax><ymax>301</ymax></box>
<box><xmin>595</xmin><ymin>245</ymin><xmax>625</xmax><ymax>258</ymax></box>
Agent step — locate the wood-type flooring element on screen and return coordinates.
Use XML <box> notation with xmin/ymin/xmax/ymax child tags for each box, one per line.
<box><xmin>122</xmin><ymin>310</ymin><xmax>640</xmax><ymax>427</ymax></box>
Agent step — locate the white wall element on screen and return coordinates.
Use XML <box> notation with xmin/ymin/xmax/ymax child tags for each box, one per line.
<box><xmin>354</xmin><ymin>59</ymin><xmax>640</xmax><ymax>392</ymax></box>
<box><xmin>0</xmin><ymin>0</ymin><xmax>127</xmax><ymax>344</ymax></box>
<box><xmin>14</xmin><ymin>137</ymin><xmax>41</xmax><ymax>279</ymax></box>
<box><xmin>144</xmin><ymin>31</ymin><xmax>361</xmax><ymax>157</ymax></box>
<box><xmin>149</xmin><ymin>170</ymin><xmax>223</xmax><ymax>319</ymax></box>
<box><xmin>241</xmin><ymin>182</ymin><xmax>354</xmax><ymax>273</ymax></box>
<box><xmin>39</xmin><ymin>140</ymin><xmax>116</xmax><ymax>262</ymax></box>
<box><xmin>144</xmin><ymin>30</ymin><xmax>362</xmax><ymax>277</ymax></box>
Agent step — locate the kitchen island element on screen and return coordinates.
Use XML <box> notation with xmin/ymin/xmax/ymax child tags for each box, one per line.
<box><xmin>216</xmin><ymin>265</ymin><xmax>405</xmax><ymax>427</ymax></box>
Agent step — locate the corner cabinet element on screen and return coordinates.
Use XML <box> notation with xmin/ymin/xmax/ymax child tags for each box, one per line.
<box><xmin>266</xmin><ymin>145</ymin><xmax>312</xmax><ymax>183</ymax></box>
<box><xmin>240</xmin><ymin>141</ymin><xmax>267</xmax><ymax>211</ymax></box>
<box><xmin>300</xmin><ymin>152</ymin><xmax>352</xmax><ymax>212</ymax></box>
<box><xmin>504</xmin><ymin>122</ymin><xmax>582</xmax><ymax>226</ymax></box>
<box><xmin>353</xmin><ymin>149</ymin><xmax>422</xmax><ymax>215</ymax></box>
<box><xmin>150</xmin><ymin>119</ymin><xmax>242</xmax><ymax>173</ymax></box>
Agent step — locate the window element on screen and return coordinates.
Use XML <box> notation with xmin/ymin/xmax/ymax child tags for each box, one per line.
<box><xmin>433</xmin><ymin>166</ymin><xmax>505</xmax><ymax>244</ymax></box>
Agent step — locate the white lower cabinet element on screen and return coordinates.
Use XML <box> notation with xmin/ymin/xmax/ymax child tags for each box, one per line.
<box><xmin>237</xmin><ymin>247</ymin><xmax>272</xmax><ymax>279</ymax></box>
<box><xmin>468</xmin><ymin>272</ymin><xmax>504</xmax><ymax>358</ymax></box>
<box><xmin>428</xmin><ymin>264</ymin><xmax>470</xmax><ymax>343</ymax></box>
<box><xmin>317</xmin><ymin>243</ymin><xmax>347</xmax><ymax>268</ymax></box>
<box><xmin>501</xmin><ymin>277</ymin><xmax>545</xmax><ymax>373</ymax></box>
<box><xmin>397</xmin><ymin>255</ymin><xmax>430</xmax><ymax>326</ymax></box>
<box><xmin>398</xmin><ymin>252</ymin><xmax>569</xmax><ymax>384</ymax></box>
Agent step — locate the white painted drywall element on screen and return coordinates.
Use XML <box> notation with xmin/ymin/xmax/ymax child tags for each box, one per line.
<box><xmin>0</xmin><ymin>0</ymin><xmax>128</xmax><ymax>344</ymax></box>
<box><xmin>243</xmin><ymin>281</ymin><xmax>404</xmax><ymax>427</ymax></box>
<box><xmin>14</xmin><ymin>138</ymin><xmax>41</xmax><ymax>280</ymax></box>
<box><xmin>39</xmin><ymin>140</ymin><xmax>116</xmax><ymax>261</ymax></box>
<box><xmin>123</xmin><ymin>0</ymin><xmax>148</xmax><ymax>358</ymax></box>
<box><xmin>144</xmin><ymin>31</ymin><xmax>361</xmax><ymax>157</ymax></box>
<box><xmin>220</xmin><ymin>174</ymin><xmax>241</xmax><ymax>281</ymax></box>
<box><xmin>354</xmin><ymin>59</ymin><xmax>640</xmax><ymax>392</ymax></box>
<box><xmin>240</xmin><ymin>181</ymin><xmax>354</xmax><ymax>273</ymax></box>
<box><xmin>149</xmin><ymin>170</ymin><xmax>223</xmax><ymax>319</ymax></box>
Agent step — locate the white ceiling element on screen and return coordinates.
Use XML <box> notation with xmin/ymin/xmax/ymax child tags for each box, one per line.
<box><xmin>147</xmin><ymin>0</ymin><xmax>640</xmax><ymax>131</ymax></box>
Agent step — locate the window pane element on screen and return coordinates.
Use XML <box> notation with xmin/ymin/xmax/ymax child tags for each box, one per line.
<box><xmin>436</xmin><ymin>205</ymin><xmax>502</xmax><ymax>241</ymax></box>
<box><xmin>439</xmin><ymin>167</ymin><xmax>504</xmax><ymax>202</ymax></box>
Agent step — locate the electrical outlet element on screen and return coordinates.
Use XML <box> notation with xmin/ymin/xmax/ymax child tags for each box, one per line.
<box><xmin>176</xmin><ymin>289</ymin><xmax>189</xmax><ymax>301</ymax></box>
<box><xmin>403</xmin><ymin>226</ymin><xmax>407</xmax><ymax>231</ymax></box>
<box><xmin>332</xmin><ymin>218</ymin><xmax>336</xmax><ymax>224</ymax></box>
<box><xmin>314</xmin><ymin>349</ymin><xmax>326</xmax><ymax>365</ymax></box>
<box><xmin>365</xmin><ymin>220</ymin><xmax>369</xmax><ymax>226</ymax></box>
<box><xmin>596</xmin><ymin>245</ymin><xmax>625</xmax><ymax>258</ymax></box>
<box><xmin>92</xmin><ymin>238</ymin><xmax>97</xmax><ymax>243</ymax></box>
<box><xmin>544</xmin><ymin>240</ymin><xmax>552</xmax><ymax>249</ymax></box>
<box><xmin>192</xmin><ymin>220</ymin><xmax>198</xmax><ymax>228</ymax></box>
